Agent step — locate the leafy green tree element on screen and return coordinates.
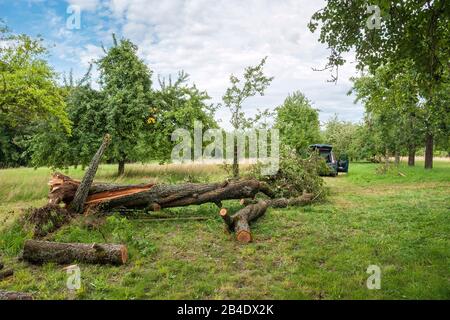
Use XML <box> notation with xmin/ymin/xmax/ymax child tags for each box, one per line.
<box><xmin>97</xmin><ymin>35</ymin><xmax>153</xmax><ymax>175</ymax></box>
<box><xmin>222</xmin><ymin>57</ymin><xmax>273</xmax><ymax>178</ymax></box>
<box><xmin>30</xmin><ymin>67</ymin><xmax>108</xmax><ymax>169</ymax></box>
<box><xmin>140</xmin><ymin>71</ymin><xmax>218</xmax><ymax>162</ymax></box>
<box><xmin>323</xmin><ymin>115</ymin><xmax>360</xmax><ymax>161</ymax></box>
<box><xmin>351</xmin><ymin>62</ymin><xmax>426</xmax><ymax>166</ymax></box>
<box><xmin>309</xmin><ymin>0</ymin><xmax>449</xmax><ymax>168</ymax></box>
<box><xmin>0</xmin><ymin>23</ymin><xmax>69</xmax><ymax>167</ymax></box>
<box><xmin>275</xmin><ymin>91</ymin><xmax>321</xmax><ymax>156</ymax></box>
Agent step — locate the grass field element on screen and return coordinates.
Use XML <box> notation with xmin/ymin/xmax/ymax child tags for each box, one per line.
<box><xmin>0</xmin><ymin>161</ymin><xmax>449</xmax><ymax>299</ymax></box>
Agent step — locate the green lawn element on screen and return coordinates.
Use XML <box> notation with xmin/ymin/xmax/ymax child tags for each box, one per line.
<box><xmin>0</xmin><ymin>161</ymin><xmax>449</xmax><ymax>299</ymax></box>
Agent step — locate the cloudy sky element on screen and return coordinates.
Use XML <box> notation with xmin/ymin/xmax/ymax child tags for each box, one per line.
<box><xmin>1</xmin><ymin>0</ymin><xmax>364</xmax><ymax>129</ymax></box>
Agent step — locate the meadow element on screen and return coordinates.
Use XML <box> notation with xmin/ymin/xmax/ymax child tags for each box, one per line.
<box><xmin>0</xmin><ymin>161</ymin><xmax>449</xmax><ymax>299</ymax></box>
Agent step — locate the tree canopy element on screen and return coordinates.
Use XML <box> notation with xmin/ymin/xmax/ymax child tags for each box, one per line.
<box><xmin>275</xmin><ymin>91</ymin><xmax>321</xmax><ymax>156</ymax></box>
<box><xmin>97</xmin><ymin>35</ymin><xmax>153</xmax><ymax>175</ymax></box>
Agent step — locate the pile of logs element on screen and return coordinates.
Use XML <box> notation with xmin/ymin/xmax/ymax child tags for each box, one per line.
<box><xmin>220</xmin><ymin>194</ymin><xmax>313</xmax><ymax>243</ymax></box>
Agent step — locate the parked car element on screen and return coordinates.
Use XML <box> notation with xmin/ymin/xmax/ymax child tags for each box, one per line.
<box><xmin>309</xmin><ymin>144</ymin><xmax>349</xmax><ymax>176</ymax></box>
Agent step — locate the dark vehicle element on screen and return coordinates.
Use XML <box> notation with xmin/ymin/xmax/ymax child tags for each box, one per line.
<box><xmin>310</xmin><ymin>144</ymin><xmax>349</xmax><ymax>176</ymax></box>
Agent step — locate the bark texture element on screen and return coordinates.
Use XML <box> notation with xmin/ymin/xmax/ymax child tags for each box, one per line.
<box><xmin>23</xmin><ymin>240</ymin><xmax>128</xmax><ymax>265</ymax></box>
<box><xmin>221</xmin><ymin>193</ymin><xmax>314</xmax><ymax>243</ymax></box>
<box><xmin>0</xmin><ymin>290</ymin><xmax>33</xmax><ymax>300</ymax></box>
<box><xmin>408</xmin><ymin>144</ymin><xmax>416</xmax><ymax>166</ymax></box>
<box><xmin>425</xmin><ymin>132</ymin><xmax>433</xmax><ymax>169</ymax></box>
<box><xmin>70</xmin><ymin>134</ymin><xmax>111</xmax><ymax>214</ymax></box>
<box><xmin>49</xmin><ymin>175</ymin><xmax>274</xmax><ymax>213</ymax></box>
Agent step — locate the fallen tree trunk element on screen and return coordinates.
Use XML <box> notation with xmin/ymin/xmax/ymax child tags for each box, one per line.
<box><xmin>0</xmin><ymin>290</ymin><xmax>33</xmax><ymax>300</ymax></box>
<box><xmin>23</xmin><ymin>240</ymin><xmax>128</xmax><ymax>265</ymax></box>
<box><xmin>221</xmin><ymin>193</ymin><xmax>314</xmax><ymax>243</ymax></box>
<box><xmin>48</xmin><ymin>174</ymin><xmax>274</xmax><ymax>213</ymax></box>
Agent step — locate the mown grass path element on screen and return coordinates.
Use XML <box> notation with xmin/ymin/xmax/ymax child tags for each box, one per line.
<box><xmin>0</xmin><ymin>161</ymin><xmax>449</xmax><ymax>299</ymax></box>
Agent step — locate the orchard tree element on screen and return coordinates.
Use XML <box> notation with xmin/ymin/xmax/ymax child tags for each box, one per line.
<box><xmin>0</xmin><ymin>23</ymin><xmax>69</xmax><ymax>167</ymax></box>
<box><xmin>141</xmin><ymin>71</ymin><xmax>218</xmax><ymax>162</ymax></box>
<box><xmin>309</xmin><ymin>0</ymin><xmax>449</xmax><ymax>168</ymax></box>
<box><xmin>97</xmin><ymin>35</ymin><xmax>153</xmax><ymax>175</ymax></box>
<box><xmin>30</xmin><ymin>67</ymin><xmax>108</xmax><ymax>169</ymax></box>
<box><xmin>222</xmin><ymin>57</ymin><xmax>273</xmax><ymax>178</ymax></box>
<box><xmin>351</xmin><ymin>62</ymin><xmax>425</xmax><ymax>166</ymax></box>
<box><xmin>323</xmin><ymin>115</ymin><xmax>360</xmax><ymax>161</ymax></box>
<box><xmin>275</xmin><ymin>91</ymin><xmax>321</xmax><ymax>156</ymax></box>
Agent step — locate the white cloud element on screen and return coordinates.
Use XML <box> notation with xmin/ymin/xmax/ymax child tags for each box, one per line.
<box><xmin>58</xmin><ymin>0</ymin><xmax>364</xmax><ymax>128</ymax></box>
<box><xmin>98</xmin><ymin>0</ymin><xmax>364</xmax><ymax>128</ymax></box>
<box><xmin>79</xmin><ymin>44</ymin><xmax>104</xmax><ymax>66</ymax></box>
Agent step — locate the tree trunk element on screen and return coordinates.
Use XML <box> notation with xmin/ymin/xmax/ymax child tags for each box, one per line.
<box><xmin>23</xmin><ymin>240</ymin><xmax>128</xmax><ymax>265</ymax></box>
<box><xmin>408</xmin><ymin>144</ymin><xmax>415</xmax><ymax>166</ymax></box>
<box><xmin>70</xmin><ymin>134</ymin><xmax>111</xmax><ymax>214</ymax></box>
<box><xmin>232</xmin><ymin>136</ymin><xmax>239</xmax><ymax>178</ymax></box>
<box><xmin>221</xmin><ymin>193</ymin><xmax>314</xmax><ymax>243</ymax></box>
<box><xmin>425</xmin><ymin>133</ymin><xmax>433</xmax><ymax>169</ymax></box>
<box><xmin>0</xmin><ymin>290</ymin><xmax>33</xmax><ymax>300</ymax></box>
<box><xmin>48</xmin><ymin>174</ymin><xmax>274</xmax><ymax>213</ymax></box>
<box><xmin>118</xmin><ymin>160</ymin><xmax>125</xmax><ymax>176</ymax></box>
<box><xmin>219</xmin><ymin>202</ymin><xmax>269</xmax><ymax>243</ymax></box>
<box><xmin>394</xmin><ymin>150</ymin><xmax>400</xmax><ymax>165</ymax></box>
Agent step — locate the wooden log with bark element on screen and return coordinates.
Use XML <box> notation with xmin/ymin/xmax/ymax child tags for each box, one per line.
<box><xmin>0</xmin><ymin>290</ymin><xmax>33</xmax><ymax>300</ymax></box>
<box><xmin>23</xmin><ymin>240</ymin><xmax>128</xmax><ymax>265</ymax></box>
<box><xmin>220</xmin><ymin>193</ymin><xmax>314</xmax><ymax>243</ymax></box>
<box><xmin>70</xmin><ymin>134</ymin><xmax>111</xmax><ymax>214</ymax></box>
<box><xmin>48</xmin><ymin>174</ymin><xmax>274</xmax><ymax>214</ymax></box>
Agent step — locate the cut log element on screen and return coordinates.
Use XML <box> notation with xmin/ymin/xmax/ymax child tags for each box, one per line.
<box><xmin>240</xmin><ymin>198</ymin><xmax>258</xmax><ymax>206</ymax></box>
<box><xmin>221</xmin><ymin>193</ymin><xmax>314</xmax><ymax>243</ymax></box>
<box><xmin>267</xmin><ymin>194</ymin><xmax>314</xmax><ymax>208</ymax></box>
<box><xmin>0</xmin><ymin>269</ymin><xmax>13</xmax><ymax>280</ymax></box>
<box><xmin>70</xmin><ymin>134</ymin><xmax>111</xmax><ymax>214</ymax></box>
<box><xmin>233</xmin><ymin>201</ymin><xmax>270</xmax><ymax>243</ymax></box>
<box><xmin>219</xmin><ymin>208</ymin><xmax>234</xmax><ymax>230</ymax></box>
<box><xmin>0</xmin><ymin>290</ymin><xmax>33</xmax><ymax>300</ymax></box>
<box><xmin>23</xmin><ymin>240</ymin><xmax>128</xmax><ymax>265</ymax></box>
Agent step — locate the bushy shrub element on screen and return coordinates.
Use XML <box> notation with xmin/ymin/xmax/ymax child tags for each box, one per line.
<box><xmin>248</xmin><ymin>146</ymin><xmax>325</xmax><ymax>198</ymax></box>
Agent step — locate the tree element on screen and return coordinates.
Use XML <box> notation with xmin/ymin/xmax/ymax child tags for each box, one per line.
<box><xmin>29</xmin><ymin>67</ymin><xmax>108</xmax><ymax>169</ymax></box>
<box><xmin>350</xmin><ymin>62</ymin><xmax>426</xmax><ymax>166</ymax></box>
<box><xmin>97</xmin><ymin>35</ymin><xmax>153</xmax><ymax>175</ymax></box>
<box><xmin>0</xmin><ymin>23</ymin><xmax>70</xmax><ymax>167</ymax></box>
<box><xmin>140</xmin><ymin>71</ymin><xmax>218</xmax><ymax>162</ymax></box>
<box><xmin>274</xmin><ymin>91</ymin><xmax>321</xmax><ymax>156</ymax></box>
<box><xmin>222</xmin><ymin>57</ymin><xmax>273</xmax><ymax>178</ymax></box>
<box><xmin>323</xmin><ymin>115</ymin><xmax>360</xmax><ymax>161</ymax></box>
<box><xmin>309</xmin><ymin>0</ymin><xmax>449</xmax><ymax>168</ymax></box>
